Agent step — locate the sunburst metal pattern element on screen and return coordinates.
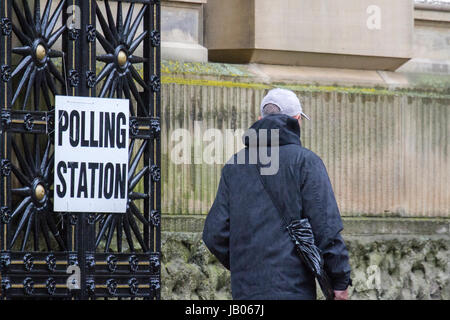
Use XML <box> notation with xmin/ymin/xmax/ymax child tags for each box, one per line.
<box><xmin>1</xmin><ymin>0</ymin><xmax>161</xmax><ymax>300</ymax></box>
<box><xmin>96</xmin><ymin>1</ymin><xmax>149</xmax><ymax>117</ymax></box>
<box><xmin>9</xmin><ymin>134</ymin><xmax>65</xmax><ymax>251</ymax></box>
<box><xmin>10</xmin><ymin>0</ymin><xmax>66</xmax><ymax>111</ymax></box>
<box><xmin>95</xmin><ymin>139</ymin><xmax>149</xmax><ymax>253</ymax></box>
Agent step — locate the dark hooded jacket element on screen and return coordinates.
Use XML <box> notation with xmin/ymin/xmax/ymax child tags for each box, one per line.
<box><xmin>203</xmin><ymin>114</ymin><xmax>351</xmax><ymax>300</ymax></box>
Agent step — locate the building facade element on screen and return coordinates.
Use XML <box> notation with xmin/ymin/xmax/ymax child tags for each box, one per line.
<box><xmin>159</xmin><ymin>0</ymin><xmax>450</xmax><ymax>300</ymax></box>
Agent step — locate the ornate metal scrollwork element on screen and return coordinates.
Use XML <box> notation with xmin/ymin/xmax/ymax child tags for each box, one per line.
<box><xmin>129</xmin><ymin>255</ymin><xmax>139</xmax><ymax>272</ymax></box>
<box><xmin>0</xmin><ymin>253</ymin><xmax>11</xmax><ymax>271</ymax></box>
<box><xmin>86</xmin><ymin>71</ymin><xmax>96</xmax><ymax>88</ymax></box>
<box><xmin>70</xmin><ymin>214</ymin><xmax>78</xmax><ymax>225</ymax></box>
<box><xmin>1</xmin><ymin>110</ymin><xmax>11</xmax><ymax>128</ymax></box>
<box><xmin>128</xmin><ymin>278</ymin><xmax>139</xmax><ymax>295</ymax></box>
<box><xmin>46</xmin><ymin>278</ymin><xmax>56</xmax><ymax>295</ymax></box>
<box><xmin>150</xmin><ymin>210</ymin><xmax>160</xmax><ymax>227</ymax></box>
<box><xmin>45</xmin><ymin>112</ymin><xmax>55</xmax><ymax>135</ymax></box>
<box><xmin>69</xmin><ymin>254</ymin><xmax>78</xmax><ymax>266</ymax></box>
<box><xmin>150</xmin><ymin>165</ymin><xmax>161</xmax><ymax>182</ymax></box>
<box><xmin>107</xmin><ymin>255</ymin><xmax>118</xmax><ymax>272</ymax></box>
<box><xmin>86</xmin><ymin>279</ymin><xmax>95</xmax><ymax>295</ymax></box>
<box><xmin>1</xmin><ymin>65</ymin><xmax>11</xmax><ymax>83</ymax></box>
<box><xmin>69</xmin><ymin>28</ymin><xmax>80</xmax><ymax>41</ymax></box>
<box><xmin>1</xmin><ymin>278</ymin><xmax>11</xmax><ymax>293</ymax></box>
<box><xmin>1</xmin><ymin>159</ymin><xmax>11</xmax><ymax>177</ymax></box>
<box><xmin>23</xmin><ymin>277</ymin><xmax>34</xmax><ymax>296</ymax></box>
<box><xmin>0</xmin><ymin>17</ymin><xmax>12</xmax><ymax>36</ymax></box>
<box><xmin>86</xmin><ymin>255</ymin><xmax>95</xmax><ymax>270</ymax></box>
<box><xmin>150</xmin><ymin>164</ymin><xmax>161</xmax><ymax>182</ymax></box>
<box><xmin>150</xmin><ymin>30</ymin><xmax>160</xmax><ymax>47</ymax></box>
<box><xmin>24</xmin><ymin>253</ymin><xmax>34</xmax><ymax>272</ymax></box>
<box><xmin>106</xmin><ymin>279</ymin><xmax>118</xmax><ymax>296</ymax></box>
<box><xmin>24</xmin><ymin>113</ymin><xmax>34</xmax><ymax>131</ymax></box>
<box><xmin>149</xmin><ymin>254</ymin><xmax>160</xmax><ymax>274</ymax></box>
<box><xmin>1</xmin><ymin>0</ymin><xmax>161</xmax><ymax>301</ymax></box>
<box><xmin>46</xmin><ymin>254</ymin><xmax>57</xmax><ymax>272</ymax></box>
<box><xmin>150</xmin><ymin>278</ymin><xmax>160</xmax><ymax>298</ymax></box>
<box><xmin>87</xmin><ymin>213</ymin><xmax>96</xmax><ymax>225</ymax></box>
<box><xmin>150</xmin><ymin>75</ymin><xmax>161</xmax><ymax>93</ymax></box>
<box><xmin>1</xmin><ymin>207</ymin><xmax>11</xmax><ymax>224</ymax></box>
<box><xmin>150</xmin><ymin>119</ymin><xmax>161</xmax><ymax>140</ymax></box>
<box><xmin>86</xmin><ymin>25</ymin><xmax>96</xmax><ymax>42</ymax></box>
<box><xmin>69</xmin><ymin>69</ymin><xmax>80</xmax><ymax>87</ymax></box>
<box><xmin>130</xmin><ymin>119</ymin><xmax>139</xmax><ymax>136</ymax></box>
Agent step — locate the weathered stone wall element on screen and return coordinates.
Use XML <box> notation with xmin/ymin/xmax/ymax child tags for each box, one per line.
<box><xmin>161</xmin><ymin>231</ymin><xmax>449</xmax><ymax>300</ymax></box>
<box><xmin>160</xmin><ymin>61</ymin><xmax>450</xmax><ymax>218</ymax></box>
<box><xmin>161</xmin><ymin>232</ymin><xmax>232</xmax><ymax>300</ymax></box>
<box><xmin>160</xmin><ymin>217</ymin><xmax>450</xmax><ymax>300</ymax></box>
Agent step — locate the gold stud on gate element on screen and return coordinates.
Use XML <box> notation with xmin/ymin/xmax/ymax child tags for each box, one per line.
<box><xmin>35</xmin><ymin>44</ymin><xmax>47</xmax><ymax>61</ymax></box>
<box><xmin>35</xmin><ymin>184</ymin><xmax>46</xmax><ymax>201</ymax></box>
<box><xmin>117</xmin><ymin>50</ymin><xmax>127</xmax><ymax>67</ymax></box>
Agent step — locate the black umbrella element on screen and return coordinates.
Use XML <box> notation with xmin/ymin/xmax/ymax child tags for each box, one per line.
<box><xmin>287</xmin><ymin>219</ymin><xmax>335</xmax><ymax>300</ymax></box>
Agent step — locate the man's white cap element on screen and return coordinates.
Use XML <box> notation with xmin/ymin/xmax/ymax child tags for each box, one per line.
<box><xmin>260</xmin><ymin>88</ymin><xmax>310</xmax><ymax>120</ymax></box>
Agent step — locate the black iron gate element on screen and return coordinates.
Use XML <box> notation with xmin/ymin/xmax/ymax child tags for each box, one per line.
<box><xmin>0</xmin><ymin>0</ymin><xmax>161</xmax><ymax>299</ymax></box>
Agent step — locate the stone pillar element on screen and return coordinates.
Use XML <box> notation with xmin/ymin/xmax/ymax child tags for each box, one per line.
<box><xmin>398</xmin><ymin>3</ymin><xmax>450</xmax><ymax>75</ymax></box>
<box><xmin>204</xmin><ymin>0</ymin><xmax>414</xmax><ymax>70</ymax></box>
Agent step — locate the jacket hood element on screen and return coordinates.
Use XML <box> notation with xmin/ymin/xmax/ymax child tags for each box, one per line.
<box><xmin>243</xmin><ymin>114</ymin><xmax>302</xmax><ymax>148</ymax></box>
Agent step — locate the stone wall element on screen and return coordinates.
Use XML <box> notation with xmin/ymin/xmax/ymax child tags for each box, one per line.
<box><xmin>161</xmin><ymin>230</ymin><xmax>450</xmax><ymax>300</ymax></box>
<box><xmin>160</xmin><ymin>61</ymin><xmax>450</xmax><ymax>219</ymax></box>
<box><xmin>161</xmin><ymin>232</ymin><xmax>232</xmax><ymax>300</ymax></box>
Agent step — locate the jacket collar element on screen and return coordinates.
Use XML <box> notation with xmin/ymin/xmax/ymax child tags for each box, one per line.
<box><xmin>243</xmin><ymin>114</ymin><xmax>302</xmax><ymax>148</ymax></box>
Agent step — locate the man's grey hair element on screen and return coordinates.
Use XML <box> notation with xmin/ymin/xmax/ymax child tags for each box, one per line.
<box><xmin>262</xmin><ymin>103</ymin><xmax>281</xmax><ymax>117</ymax></box>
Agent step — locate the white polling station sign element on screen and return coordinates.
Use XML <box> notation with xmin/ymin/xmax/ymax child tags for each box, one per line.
<box><xmin>54</xmin><ymin>96</ymin><xmax>129</xmax><ymax>213</ymax></box>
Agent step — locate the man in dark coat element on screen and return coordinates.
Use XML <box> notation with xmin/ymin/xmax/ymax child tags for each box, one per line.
<box><xmin>203</xmin><ymin>88</ymin><xmax>351</xmax><ymax>300</ymax></box>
